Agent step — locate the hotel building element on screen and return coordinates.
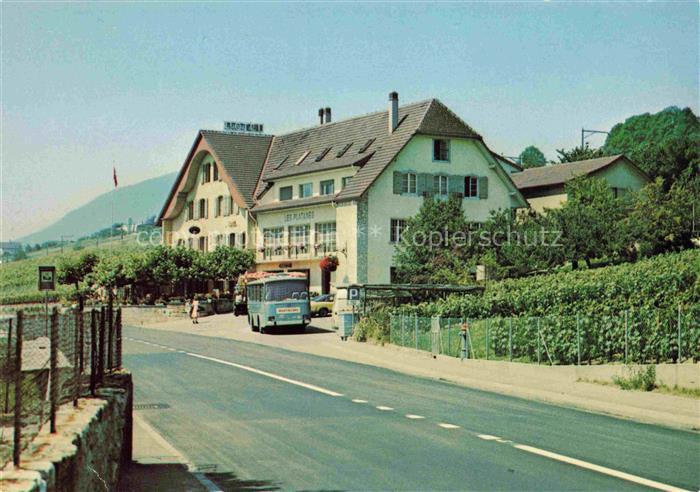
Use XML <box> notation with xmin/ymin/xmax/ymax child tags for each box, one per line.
<box><xmin>158</xmin><ymin>93</ymin><xmax>528</xmax><ymax>293</ymax></box>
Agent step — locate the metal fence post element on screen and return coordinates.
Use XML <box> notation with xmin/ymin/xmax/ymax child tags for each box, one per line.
<box><xmin>78</xmin><ymin>311</ymin><xmax>84</xmax><ymax>375</ymax></box>
<box><xmin>508</xmin><ymin>318</ymin><xmax>513</xmax><ymax>362</ymax></box>
<box><xmin>401</xmin><ymin>312</ymin><xmax>405</xmax><ymax>347</ymax></box>
<box><xmin>576</xmin><ymin>314</ymin><xmax>581</xmax><ymax>366</ymax></box>
<box><xmin>98</xmin><ymin>306</ymin><xmax>106</xmax><ymax>386</ymax></box>
<box><xmin>414</xmin><ymin>314</ymin><xmax>418</xmax><ymax>351</ymax></box>
<box><xmin>49</xmin><ymin>307</ymin><xmax>58</xmax><ymax>434</ymax></box>
<box><xmin>90</xmin><ymin>309</ymin><xmax>97</xmax><ymax>396</ymax></box>
<box><xmin>3</xmin><ymin>319</ymin><xmax>12</xmax><ymax>414</ymax></box>
<box><xmin>74</xmin><ymin>310</ymin><xmax>80</xmax><ymax>407</ymax></box>
<box><xmin>116</xmin><ymin>307</ymin><xmax>122</xmax><ymax>369</ymax></box>
<box><xmin>624</xmin><ymin>310</ymin><xmax>629</xmax><ymax>365</ymax></box>
<box><xmin>107</xmin><ymin>298</ymin><xmax>114</xmax><ymax>371</ymax></box>
<box><xmin>536</xmin><ymin>317</ymin><xmax>541</xmax><ymax>365</ymax></box>
<box><xmin>13</xmin><ymin>311</ymin><xmax>23</xmax><ymax>467</ymax></box>
<box><xmin>677</xmin><ymin>304</ymin><xmax>682</xmax><ymax>364</ymax></box>
<box><xmin>448</xmin><ymin>319</ymin><xmax>452</xmax><ymax>357</ymax></box>
<box><xmin>485</xmin><ymin>319</ymin><xmax>490</xmax><ymax>360</ymax></box>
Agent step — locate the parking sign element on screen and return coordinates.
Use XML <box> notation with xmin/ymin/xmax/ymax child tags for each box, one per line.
<box><xmin>38</xmin><ymin>266</ymin><xmax>56</xmax><ymax>291</ymax></box>
<box><xmin>348</xmin><ymin>285</ymin><xmax>361</xmax><ymax>301</ymax></box>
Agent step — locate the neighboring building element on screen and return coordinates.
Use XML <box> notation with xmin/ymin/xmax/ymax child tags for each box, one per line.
<box><xmin>158</xmin><ymin>92</ymin><xmax>528</xmax><ymax>294</ymax></box>
<box><xmin>511</xmin><ymin>155</ymin><xmax>650</xmax><ymax>213</ymax></box>
<box><xmin>492</xmin><ymin>153</ymin><xmax>523</xmax><ymax>174</ymax></box>
<box><xmin>158</xmin><ymin>130</ymin><xmax>272</xmax><ymax>252</ymax></box>
<box><xmin>0</xmin><ymin>241</ymin><xmax>21</xmax><ymax>258</ymax></box>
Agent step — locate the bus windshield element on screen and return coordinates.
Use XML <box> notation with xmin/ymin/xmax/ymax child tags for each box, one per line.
<box><xmin>265</xmin><ymin>280</ymin><xmax>308</xmax><ymax>302</ymax></box>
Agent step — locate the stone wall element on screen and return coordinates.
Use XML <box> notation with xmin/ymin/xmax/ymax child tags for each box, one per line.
<box><xmin>121</xmin><ymin>305</ymin><xmax>189</xmax><ymax>325</ymax></box>
<box><xmin>1</xmin><ymin>374</ymin><xmax>133</xmax><ymax>492</ymax></box>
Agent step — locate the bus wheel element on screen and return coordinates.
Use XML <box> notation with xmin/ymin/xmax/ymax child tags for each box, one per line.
<box><xmin>258</xmin><ymin>317</ymin><xmax>265</xmax><ymax>334</ymax></box>
<box><xmin>250</xmin><ymin>316</ymin><xmax>259</xmax><ymax>332</ymax></box>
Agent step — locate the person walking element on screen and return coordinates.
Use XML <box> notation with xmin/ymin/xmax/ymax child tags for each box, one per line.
<box><xmin>191</xmin><ymin>297</ymin><xmax>199</xmax><ymax>324</ymax></box>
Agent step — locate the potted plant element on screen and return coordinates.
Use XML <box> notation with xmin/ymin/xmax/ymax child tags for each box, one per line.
<box><xmin>320</xmin><ymin>255</ymin><xmax>339</xmax><ymax>272</ymax></box>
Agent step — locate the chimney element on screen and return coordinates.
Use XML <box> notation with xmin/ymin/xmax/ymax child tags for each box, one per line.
<box><xmin>324</xmin><ymin>107</ymin><xmax>332</xmax><ymax>124</ymax></box>
<box><xmin>389</xmin><ymin>91</ymin><xmax>399</xmax><ymax>133</ymax></box>
<box><xmin>318</xmin><ymin>108</ymin><xmax>324</xmax><ymax>125</ymax></box>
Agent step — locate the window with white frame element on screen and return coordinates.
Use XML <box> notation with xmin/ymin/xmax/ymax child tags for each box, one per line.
<box><xmin>299</xmin><ymin>182</ymin><xmax>313</xmax><ymax>198</ymax></box>
<box><xmin>216</xmin><ymin>196</ymin><xmax>223</xmax><ymax>217</ymax></box>
<box><xmin>341</xmin><ymin>176</ymin><xmax>351</xmax><ymax>189</ymax></box>
<box><xmin>401</xmin><ymin>173</ymin><xmax>417</xmax><ymax>194</ymax></box>
<box><xmin>433</xmin><ymin>175</ymin><xmax>449</xmax><ymax>196</ymax></box>
<box><xmin>213</xmin><ymin>164</ymin><xmax>219</xmax><ymax>181</ymax></box>
<box><xmin>202</xmin><ymin>163</ymin><xmax>211</xmax><ymax>184</ymax></box>
<box><xmin>228</xmin><ymin>233</ymin><xmax>236</xmax><ymax>247</ymax></box>
<box><xmin>315</xmin><ymin>222</ymin><xmax>336</xmax><ymax>253</ymax></box>
<box><xmin>289</xmin><ymin>224</ymin><xmax>310</xmax><ymax>255</ymax></box>
<box><xmin>320</xmin><ymin>179</ymin><xmax>335</xmax><ymax>196</ymax></box>
<box><xmin>198</xmin><ymin>198</ymin><xmax>207</xmax><ymax>219</ymax></box>
<box><xmin>464</xmin><ymin>176</ymin><xmax>478</xmax><ymax>198</ymax></box>
<box><xmin>390</xmin><ymin>219</ymin><xmax>408</xmax><ymax>243</ymax></box>
<box><xmin>263</xmin><ymin>227</ymin><xmax>284</xmax><ymax>257</ymax></box>
<box><xmin>187</xmin><ymin>201</ymin><xmax>194</xmax><ymax>220</ymax></box>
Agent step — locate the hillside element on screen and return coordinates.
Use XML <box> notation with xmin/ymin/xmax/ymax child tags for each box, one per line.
<box><xmin>18</xmin><ymin>172</ymin><xmax>177</xmax><ymax>245</ymax></box>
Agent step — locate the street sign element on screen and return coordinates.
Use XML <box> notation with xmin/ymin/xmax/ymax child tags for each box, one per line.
<box><xmin>348</xmin><ymin>285</ymin><xmax>361</xmax><ymax>301</ymax></box>
<box><xmin>38</xmin><ymin>266</ymin><xmax>56</xmax><ymax>291</ymax></box>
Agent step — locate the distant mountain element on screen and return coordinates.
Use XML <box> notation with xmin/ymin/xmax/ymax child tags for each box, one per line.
<box><xmin>19</xmin><ymin>172</ymin><xmax>177</xmax><ymax>245</ymax></box>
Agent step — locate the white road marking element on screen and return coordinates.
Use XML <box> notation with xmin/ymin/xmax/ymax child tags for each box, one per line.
<box><xmin>405</xmin><ymin>414</ymin><xmax>425</xmax><ymax>419</ymax></box>
<box><xmin>477</xmin><ymin>434</ymin><xmax>501</xmax><ymax>440</ymax></box>
<box><xmin>438</xmin><ymin>423</ymin><xmax>460</xmax><ymax>429</ymax></box>
<box><xmin>185</xmin><ymin>352</ymin><xmax>344</xmax><ymax>397</ymax></box>
<box><xmin>376</xmin><ymin>406</ymin><xmax>394</xmax><ymax>411</ymax></box>
<box><xmin>352</xmin><ymin>399</ymin><xmax>368</xmax><ymax>403</ymax></box>
<box><xmin>513</xmin><ymin>444</ymin><xmax>689</xmax><ymax>492</ymax></box>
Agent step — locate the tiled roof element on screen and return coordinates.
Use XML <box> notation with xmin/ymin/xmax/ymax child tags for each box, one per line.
<box><xmin>511</xmin><ymin>155</ymin><xmax>627</xmax><ymax>190</ymax></box>
<box><xmin>200</xmin><ymin>130</ymin><xmax>273</xmax><ymax>207</ymax></box>
<box><xmin>254</xmin><ymin>98</ymin><xmax>482</xmax><ymax>202</ymax></box>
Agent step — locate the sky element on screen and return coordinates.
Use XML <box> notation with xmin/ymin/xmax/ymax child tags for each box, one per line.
<box><xmin>1</xmin><ymin>1</ymin><xmax>698</xmax><ymax>240</ymax></box>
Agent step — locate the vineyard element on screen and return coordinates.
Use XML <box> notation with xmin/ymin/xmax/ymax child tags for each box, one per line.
<box><xmin>355</xmin><ymin>249</ymin><xmax>700</xmax><ymax>364</ymax></box>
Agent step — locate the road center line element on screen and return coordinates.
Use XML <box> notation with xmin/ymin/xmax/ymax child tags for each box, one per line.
<box><xmin>184</xmin><ymin>351</ymin><xmax>344</xmax><ymax>397</ymax></box>
<box><xmin>405</xmin><ymin>414</ymin><xmax>425</xmax><ymax>419</ymax></box>
<box><xmin>513</xmin><ymin>444</ymin><xmax>689</xmax><ymax>492</ymax></box>
<box><xmin>351</xmin><ymin>399</ymin><xmax>368</xmax><ymax>403</ymax></box>
<box><xmin>376</xmin><ymin>406</ymin><xmax>394</xmax><ymax>411</ymax></box>
<box><xmin>438</xmin><ymin>423</ymin><xmax>460</xmax><ymax>429</ymax></box>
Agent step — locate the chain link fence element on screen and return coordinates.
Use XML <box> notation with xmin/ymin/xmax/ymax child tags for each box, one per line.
<box><xmin>0</xmin><ymin>305</ymin><xmax>122</xmax><ymax>468</ymax></box>
<box><xmin>389</xmin><ymin>305</ymin><xmax>699</xmax><ymax>365</ymax></box>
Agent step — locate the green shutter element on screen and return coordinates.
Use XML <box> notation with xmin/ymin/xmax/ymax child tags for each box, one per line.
<box><xmin>448</xmin><ymin>174</ymin><xmax>464</xmax><ymax>197</ymax></box>
<box><xmin>478</xmin><ymin>176</ymin><xmax>488</xmax><ymax>199</ymax></box>
<box><xmin>419</xmin><ymin>173</ymin><xmax>434</xmax><ymax>196</ymax></box>
<box><xmin>393</xmin><ymin>171</ymin><xmax>403</xmax><ymax>194</ymax></box>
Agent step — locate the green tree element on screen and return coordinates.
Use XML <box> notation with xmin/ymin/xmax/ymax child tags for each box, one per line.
<box><xmin>478</xmin><ymin>209</ymin><xmax>565</xmax><ymax>278</ymax></box>
<box><xmin>57</xmin><ymin>251</ymin><xmax>99</xmax><ymax>310</ymax></box>
<box><xmin>555</xmin><ymin>143</ymin><xmax>608</xmax><ymax>163</ymax></box>
<box><xmin>551</xmin><ymin>177</ymin><xmax>627</xmax><ymax>268</ymax></box>
<box><xmin>519</xmin><ymin>146</ymin><xmax>547</xmax><ymax>169</ymax></box>
<box><xmin>604</xmin><ymin>106</ymin><xmax>700</xmax><ymax>184</ymax></box>
<box><xmin>393</xmin><ymin>196</ymin><xmax>474</xmax><ymax>284</ymax></box>
<box><xmin>207</xmin><ymin>246</ymin><xmax>254</xmax><ymax>281</ymax></box>
<box><xmin>625</xmin><ymin>176</ymin><xmax>700</xmax><ymax>257</ymax></box>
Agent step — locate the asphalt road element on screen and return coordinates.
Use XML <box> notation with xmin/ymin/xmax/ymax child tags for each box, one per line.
<box><xmin>123</xmin><ymin>325</ymin><xmax>699</xmax><ymax>491</ymax></box>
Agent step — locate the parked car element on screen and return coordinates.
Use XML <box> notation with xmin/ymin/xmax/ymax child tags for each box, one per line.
<box><xmin>310</xmin><ymin>293</ymin><xmax>334</xmax><ymax>317</ymax></box>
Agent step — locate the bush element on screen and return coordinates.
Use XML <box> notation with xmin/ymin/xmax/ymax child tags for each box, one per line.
<box><xmin>613</xmin><ymin>366</ymin><xmax>656</xmax><ymax>391</ymax></box>
<box><xmin>353</xmin><ymin>307</ymin><xmax>392</xmax><ymax>344</ymax></box>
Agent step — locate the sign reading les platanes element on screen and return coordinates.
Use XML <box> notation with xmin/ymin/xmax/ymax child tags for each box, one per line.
<box><xmin>285</xmin><ymin>211</ymin><xmax>314</xmax><ymax>223</ymax></box>
<box><xmin>38</xmin><ymin>266</ymin><xmax>56</xmax><ymax>291</ymax></box>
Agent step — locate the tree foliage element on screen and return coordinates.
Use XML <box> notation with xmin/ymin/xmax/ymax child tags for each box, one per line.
<box><xmin>519</xmin><ymin>145</ymin><xmax>546</xmax><ymax>169</ymax></box>
<box><xmin>550</xmin><ymin>177</ymin><xmax>626</xmax><ymax>268</ymax></box>
<box><xmin>57</xmin><ymin>251</ymin><xmax>99</xmax><ymax>310</ymax></box>
<box><xmin>555</xmin><ymin>142</ymin><xmax>608</xmax><ymax>163</ymax></box>
<box><xmin>604</xmin><ymin>106</ymin><xmax>700</xmax><ymax>183</ymax></box>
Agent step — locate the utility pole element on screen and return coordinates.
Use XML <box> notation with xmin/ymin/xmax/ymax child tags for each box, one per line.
<box><xmin>581</xmin><ymin>128</ymin><xmax>609</xmax><ymax>149</ymax></box>
<box><xmin>60</xmin><ymin>235</ymin><xmax>73</xmax><ymax>253</ymax></box>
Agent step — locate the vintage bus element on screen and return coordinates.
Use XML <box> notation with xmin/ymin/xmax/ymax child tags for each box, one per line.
<box><xmin>246</xmin><ymin>272</ymin><xmax>311</xmax><ymax>333</ymax></box>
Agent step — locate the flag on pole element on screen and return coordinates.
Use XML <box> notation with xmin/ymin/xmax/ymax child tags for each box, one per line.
<box><xmin>113</xmin><ymin>166</ymin><xmax>118</xmax><ymax>188</ymax></box>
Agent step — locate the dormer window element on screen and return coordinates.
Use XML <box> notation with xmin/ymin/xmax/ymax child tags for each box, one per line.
<box><xmin>295</xmin><ymin>151</ymin><xmax>310</xmax><ymax>166</ymax></box>
<box><xmin>433</xmin><ymin>139</ymin><xmax>450</xmax><ymax>162</ymax></box>
<box><xmin>336</xmin><ymin>143</ymin><xmax>353</xmax><ymax>157</ymax></box>
<box><xmin>315</xmin><ymin>147</ymin><xmax>331</xmax><ymax>162</ymax></box>
<box><xmin>201</xmin><ymin>163</ymin><xmax>211</xmax><ymax>183</ymax></box>
<box><xmin>279</xmin><ymin>186</ymin><xmax>293</xmax><ymax>201</ymax></box>
<box><xmin>213</xmin><ymin>164</ymin><xmax>219</xmax><ymax>181</ymax></box>
<box><xmin>359</xmin><ymin>138</ymin><xmax>375</xmax><ymax>153</ymax></box>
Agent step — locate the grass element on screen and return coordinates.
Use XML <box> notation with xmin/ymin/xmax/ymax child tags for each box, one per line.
<box><xmin>612</xmin><ymin>365</ymin><xmax>656</xmax><ymax>391</ymax></box>
<box><xmin>578</xmin><ymin>376</ymin><xmax>700</xmax><ymax>399</ymax></box>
